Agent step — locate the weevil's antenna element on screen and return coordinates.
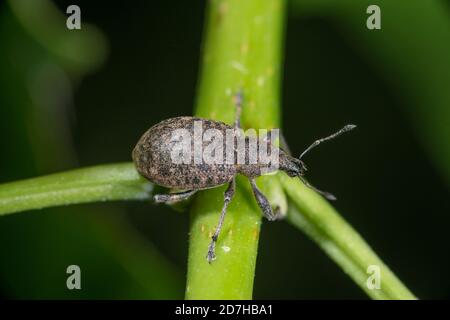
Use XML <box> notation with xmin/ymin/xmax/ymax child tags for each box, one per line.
<box><xmin>299</xmin><ymin>124</ymin><xmax>357</xmax><ymax>160</ymax></box>
<box><xmin>297</xmin><ymin>124</ymin><xmax>356</xmax><ymax>200</ymax></box>
<box><xmin>299</xmin><ymin>175</ymin><xmax>336</xmax><ymax>201</ymax></box>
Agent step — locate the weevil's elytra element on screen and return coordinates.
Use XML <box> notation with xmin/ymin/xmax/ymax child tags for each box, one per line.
<box><xmin>132</xmin><ymin>117</ymin><xmax>236</xmax><ymax>190</ymax></box>
<box><xmin>132</xmin><ymin>91</ymin><xmax>356</xmax><ymax>263</ymax></box>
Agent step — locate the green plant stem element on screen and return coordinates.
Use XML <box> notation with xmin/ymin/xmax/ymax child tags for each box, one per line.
<box><xmin>185</xmin><ymin>0</ymin><xmax>286</xmax><ymax>299</ymax></box>
<box><xmin>279</xmin><ymin>173</ymin><xmax>416</xmax><ymax>300</ymax></box>
<box><xmin>0</xmin><ymin>163</ymin><xmax>152</xmax><ymax>216</ymax></box>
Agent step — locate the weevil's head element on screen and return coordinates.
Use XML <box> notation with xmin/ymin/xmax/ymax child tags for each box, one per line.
<box><xmin>279</xmin><ymin>149</ymin><xmax>337</xmax><ymax>201</ymax></box>
<box><xmin>279</xmin><ymin>150</ymin><xmax>307</xmax><ymax>177</ymax></box>
<box><xmin>278</xmin><ymin>124</ymin><xmax>357</xmax><ymax>201</ymax></box>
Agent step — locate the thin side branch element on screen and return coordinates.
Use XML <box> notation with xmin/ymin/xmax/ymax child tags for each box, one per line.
<box><xmin>0</xmin><ymin>163</ymin><xmax>152</xmax><ymax>216</ymax></box>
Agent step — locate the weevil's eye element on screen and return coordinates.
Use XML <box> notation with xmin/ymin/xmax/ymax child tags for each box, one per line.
<box><xmin>290</xmin><ymin>157</ymin><xmax>307</xmax><ymax>172</ymax></box>
<box><xmin>287</xmin><ymin>170</ymin><xmax>297</xmax><ymax>177</ymax></box>
<box><xmin>298</xmin><ymin>161</ymin><xmax>308</xmax><ymax>175</ymax></box>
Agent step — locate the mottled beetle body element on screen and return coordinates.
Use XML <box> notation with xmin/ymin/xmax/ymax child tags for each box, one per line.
<box><xmin>132</xmin><ymin>91</ymin><xmax>356</xmax><ymax>262</ymax></box>
<box><xmin>132</xmin><ymin>117</ymin><xmax>237</xmax><ymax>190</ymax></box>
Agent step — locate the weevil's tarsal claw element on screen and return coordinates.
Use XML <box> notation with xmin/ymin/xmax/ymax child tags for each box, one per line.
<box><xmin>153</xmin><ymin>194</ymin><xmax>168</xmax><ymax>203</ymax></box>
<box><xmin>299</xmin><ymin>176</ymin><xmax>337</xmax><ymax>201</ymax></box>
<box><xmin>153</xmin><ymin>190</ymin><xmax>197</xmax><ymax>204</ymax></box>
<box><xmin>323</xmin><ymin>192</ymin><xmax>337</xmax><ymax>201</ymax></box>
<box><xmin>272</xmin><ymin>205</ymin><xmax>284</xmax><ymax>220</ymax></box>
<box><xmin>249</xmin><ymin>179</ymin><xmax>277</xmax><ymax>221</ymax></box>
<box><xmin>206</xmin><ymin>179</ymin><xmax>235</xmax><ymax>264</ymax></box>
<box><xmin>206</xmin><ymin>240</ymin><xmax>216</xmax><ymax>263</ymax></box>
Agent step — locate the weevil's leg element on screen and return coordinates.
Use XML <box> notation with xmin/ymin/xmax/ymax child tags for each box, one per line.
<box><xmin>264</xmin><ymin>129</ymin><xmax>290</xmax><ymax>157</ymax></box>
<box><xmin>279</xmin><ymin>131</ymin><xmax>292</xmax><ymax>156</ymax></box>
<box><xmin>153</xmin><ymin>190</ymin><xmax>197</xmax><ymax>204</ymax></box>
<box><xmin>298</xmin><ymin>176</ymin><xmax>336</xmax><ymax>201</ymax></box>
<box><xmin>249</xmin><ymin>178</ymin><xmax>278</xmax><ymax>221</ymax></box>
<box><xmin>233</xmin><ymin>90</ymin><xmax>243</xmax><ymax>128</ymax></box>
<box><xmin>207</xmin><ymin>178</ymin><xmax>235</xmax><ymax>263</ymax></box>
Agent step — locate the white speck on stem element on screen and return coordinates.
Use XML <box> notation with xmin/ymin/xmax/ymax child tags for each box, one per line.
<box><xmin>143</xmin><ymin>183</ymin><xmax>153</xmax><ymax>193</ymax></box>
<box><xmin>254</xmin><ymin>15</ymin><xmax>263</xmax><ymax>25</ymax></box>
<box><xmin>230</xmin><ymin>61</ymin><xmax>248</xmax><ymax>74</ymax></box>
<box><xmin>257</xmin><ymin>76</ymin><xmax>265</xmax><ymax>87</ymax></box>
<box><xmin>241</xmin><ymin>42</ymin><xmax>249</xmax><ymax>55</ymax></box>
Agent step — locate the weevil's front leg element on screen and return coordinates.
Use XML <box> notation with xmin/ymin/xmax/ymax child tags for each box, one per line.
<box><xmin>207</xmin><ymin>178</ymin><xmax>236</xmax><ymax>263</ymax></box>
<box><xmin>233</xmin><ymin>90</ymin><xmax>243</xmax><ymax>129</ymax></box>
<box><xmin>249</xmin><ymin>178</ymin><xmax>278</xmax><ymax>221</ymax></box>
<box><xmin>279</xmin><ymin>131</ymin><xmax>292</xmax><ymax>156</ymax></box>
<box><xmin>153</xmin><ymin>190</ymin><xmax>197</xmax><ymax>204</ymax></box>
<box><xmin>262</xmin><ymin>129</ymin><xmax>290</xmax><ymax>156</ymax></box>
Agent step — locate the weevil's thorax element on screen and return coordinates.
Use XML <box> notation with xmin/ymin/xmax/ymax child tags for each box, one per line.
<box><xmin>236</xmin><ymin>135</ymin><xmax>281</xmax><ymax>178</ymax></box>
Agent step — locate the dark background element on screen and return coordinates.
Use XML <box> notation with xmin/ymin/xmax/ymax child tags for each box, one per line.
<box><xmin>0</xmin><ymin>0</ymin><xmax>449</xmax><ymax>299</ymax></box>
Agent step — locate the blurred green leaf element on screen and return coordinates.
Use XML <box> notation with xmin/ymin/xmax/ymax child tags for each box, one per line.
<box><xmin>0</xmin><ymin>2</ymin><xmax>183</xmax><ymax>298</ymax></box>
<box><xmin>8</xmin><ymin>0</ymin><xmax>107</xmax><ymax>75</ymax></box>
<box><xmin>292</xmin><ymin>0</ymin><xmax>450</xmax><ymax>187</ymax></box>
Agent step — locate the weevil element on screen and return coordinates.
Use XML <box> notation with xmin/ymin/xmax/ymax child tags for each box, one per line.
<box><xmin>132</xmin><ymin>91</ymin><xmax>356</xmax><ymax>262</ymax></box>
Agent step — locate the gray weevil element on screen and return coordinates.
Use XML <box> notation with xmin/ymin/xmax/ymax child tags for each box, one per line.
<box><xmin>132</xmin><ymin>91</ymin><xmax>356</xmax><ymax>262</ymax></box>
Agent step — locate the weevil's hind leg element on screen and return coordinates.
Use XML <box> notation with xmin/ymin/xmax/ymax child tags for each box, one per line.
<box><xmin>153</xmin><ymin>190</ymin><xmax>197</xmax><ymax>204</ymax></box>
<box><xmin>233</xmin><ymin>90</ymin><xmax>243</xmax><ymax>128</ymax></box>
<box><xmin>249</xmin><ymin>179</ymin><xmax>278</xmax><ymax>221</ymax></box>
<box><xmin>207</xmin><ymin>178</ymin><xmax>236</xmax><ymax>263</ymax></box>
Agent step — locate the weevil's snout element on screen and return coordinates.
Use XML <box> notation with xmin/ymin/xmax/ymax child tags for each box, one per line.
<box><xmin>292</xmin><ymin>158</ymin><xmax>307</xmax><ymax>176</ymax></box>
<box><xmin>280</xmin><ymin>153</ymin><xmax>307</xmax><ymax>177</ymax></box>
